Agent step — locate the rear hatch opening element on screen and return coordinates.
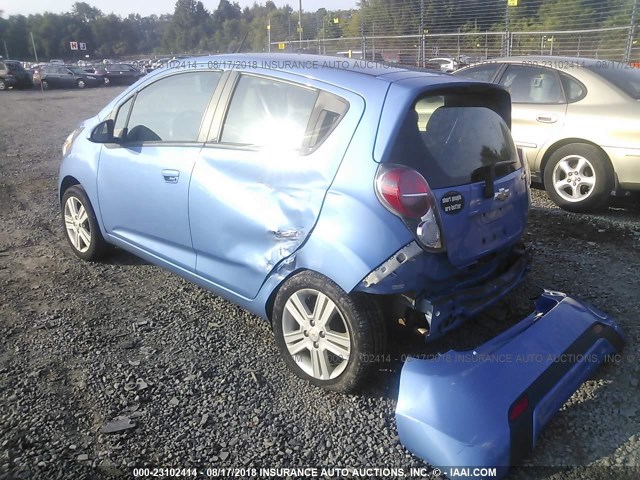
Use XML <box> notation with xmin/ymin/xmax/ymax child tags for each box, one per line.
<box><xmin>378</xmin><ymin>85</ymin><xmax>530</xmax><ymax>268</ymax></box>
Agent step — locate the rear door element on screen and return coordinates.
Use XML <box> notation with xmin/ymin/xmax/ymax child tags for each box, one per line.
<box><xmin>189</xmin><ymin>71</ymin><xmax>359</xmax><ymax>299</ymax></box>
<box><xmin>496</xmin><ymin>65</ymin><xmax>568</xmax><ymax>160</ymax></box>
<box><xmin>388</xmin><ymin>87</ymin><xmax>529</xmax><ymax>267</ymax></box>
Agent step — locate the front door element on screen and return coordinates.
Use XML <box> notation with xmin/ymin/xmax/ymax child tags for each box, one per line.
<box><xmin>97</xmin><ymin>70</ymin><xmax>223</xmax><ymax>271</ymax></box>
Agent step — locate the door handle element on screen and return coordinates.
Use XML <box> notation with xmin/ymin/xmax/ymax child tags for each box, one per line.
<box><xmin>162</xmin><ymin>169</ymin><xmax>180</xmax><ymax>184</ymax></box>
<box><xmin>536</xmin><ymin>114</ymin><xmax>558</xmax><ymax>124</ymax></box>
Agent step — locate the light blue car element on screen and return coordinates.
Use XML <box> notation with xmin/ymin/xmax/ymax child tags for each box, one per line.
<box><xmin>59</xmin><ymin>53</ymin><xmax>532</xmax><ymax>393</ymax></box>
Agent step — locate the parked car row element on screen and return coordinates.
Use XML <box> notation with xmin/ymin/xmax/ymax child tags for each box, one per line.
<box><xmin>0</xmin><ymin>62</ymin><xmax>146</xmax><ymax>91</ymax></box>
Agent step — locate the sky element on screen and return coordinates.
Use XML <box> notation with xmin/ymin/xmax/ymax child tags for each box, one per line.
<box><xmin>0</xmin><ymin>0</ymin><xmax>357</xmax><ymax>18</ymax></box>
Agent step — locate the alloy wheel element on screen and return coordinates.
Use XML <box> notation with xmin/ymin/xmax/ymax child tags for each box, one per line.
<box><xmin>64</xmin><ymin>196</ymin><xmax>92</xmax><ymax>253</ymax></box>
<box><xmin>281</xmin><ymin>289</ymin><xmax>351</xmax><ymax>380</ymax></box>
<box><xmin>552</xmin><ymin>154</ymin><xmax>597</xmax><ymax>203</ymax></box>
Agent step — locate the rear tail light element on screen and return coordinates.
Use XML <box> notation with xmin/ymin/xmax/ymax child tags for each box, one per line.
<box><xmin>376</xmin><ymin>165</ymin><xmax>442</xmax><ymax>250</ymax></box>
<box><xmin>376</xmin><ymin>166</ymin><xmax>431</xmax><ymax>219</ymax></box>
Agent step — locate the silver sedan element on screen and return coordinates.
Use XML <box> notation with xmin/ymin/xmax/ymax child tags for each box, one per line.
<box><xmin>455</xmin><ymin>56</ymin><xmax>640</xmax><ymax>212</ymax></box>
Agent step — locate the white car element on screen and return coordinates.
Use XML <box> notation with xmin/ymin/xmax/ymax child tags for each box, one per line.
<box><xmin>428</xmin><ymin>57</ymin><xmax>458</xmax><ymax>73</ymax></box>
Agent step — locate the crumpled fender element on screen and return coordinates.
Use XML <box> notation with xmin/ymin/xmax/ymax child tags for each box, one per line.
<box><xmin>396</xmin><ymin>291</ymin><xmax>624</xmax><ymax>480</ymax></box>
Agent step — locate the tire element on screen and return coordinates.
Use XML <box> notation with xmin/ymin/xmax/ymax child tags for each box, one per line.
<box><xmin>77</xmin><ymin>79</ymin><xmax>86</xmax><ymax>89</ymax></box>
<box><xmin>543</xmin><ymin>144</ymin><xmax>613</xmax><ymax>213</ymax></box>
<box><xmin>0</xmin><ymin>79</ymin><xmax>6</xmax><ymax>91</ymax></box>
<box><xmin>61</xmin><ymin>185</ymin><xmax>109</xmax><ymax>261</ymax></box>
<box><xmin>272</xmin><ymin>271</ymin><xmax>387</xmax><ymax>393</ymax></box>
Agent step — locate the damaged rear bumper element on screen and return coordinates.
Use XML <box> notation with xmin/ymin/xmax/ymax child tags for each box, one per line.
<box><xmin>418</xmin><ymin>245</ymin><xmax>532</xmax><ymax>341</ymax></box>
<box><xmin>396</xmin><ymin>291</ymin><xmax>624</xmax><ymax>479</ymax></box>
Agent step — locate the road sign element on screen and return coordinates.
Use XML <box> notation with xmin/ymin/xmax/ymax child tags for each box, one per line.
<box><xmin>278</xmin><ymin>42</ymin><xmax>286</xmax><ymax>50</ymax></box>
<box><xmin>70</xmin><ymin>41</ymin><xmax>78</xmax><ymax>50</ymax></box>
<box><xmin>79</xmin><ymin>42</ymin><xmax>87</xmax><ymax>51</ymax></box>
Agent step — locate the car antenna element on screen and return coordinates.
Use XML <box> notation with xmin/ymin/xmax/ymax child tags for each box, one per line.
<box><xmin>234</xmin><ymin>30</ymin><xmax>249</xmax><ymax>53</ymax></box>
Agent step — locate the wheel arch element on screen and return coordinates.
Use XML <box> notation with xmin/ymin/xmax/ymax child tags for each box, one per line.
<box><xmin>59</xmin><ymin>175</ymin><xmax>81</xmax><ymax>204</ymax></box>
<box><xmin>264</xmin><ymin>267</ymin><xmax>315</xmax><ymax>325</ymax></box>
<box><xmin>539</xmin><ymin>138</ymin><xmax>615</xmax><ymax>188</ymax></box>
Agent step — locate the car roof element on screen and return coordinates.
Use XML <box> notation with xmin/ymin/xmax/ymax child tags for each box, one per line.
<box><xmin>177</xmin><ymin>53</ymin><xmax>455</xmax><ymax>89</ymax></box>
<box><xmin>490</xmin><ymin>55</ymin><xmax>603</xmax><ymax>67</ymax></box>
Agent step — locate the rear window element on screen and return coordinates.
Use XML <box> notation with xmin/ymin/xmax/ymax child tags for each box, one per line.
<box><xmin>390</xmin><ymin>93</ymin><xmax>518</xmax><ymax>189</ymax></box>
<box><xmin>586</xmin><ymin>64</ymin><xmax>640</xmax><ymax>100</ymax></box>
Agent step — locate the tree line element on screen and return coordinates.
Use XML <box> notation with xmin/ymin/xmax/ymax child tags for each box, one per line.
<box><xmin>0</xmin><ymin>0</ymin><xmax>634</xmax><ymax>61</ymax></box>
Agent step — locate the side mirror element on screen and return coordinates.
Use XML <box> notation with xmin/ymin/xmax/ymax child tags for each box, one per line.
<box><xmin>89</xmin><ymin>119</ymin><xmax>118</xmax><ymax>144</ymax></box>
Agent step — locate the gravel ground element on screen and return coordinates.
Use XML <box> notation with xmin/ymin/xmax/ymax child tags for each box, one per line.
<box><xmin>1</xmin><ymin>87</ymin><xmax>639</xmax><ymax>480</ymax></box>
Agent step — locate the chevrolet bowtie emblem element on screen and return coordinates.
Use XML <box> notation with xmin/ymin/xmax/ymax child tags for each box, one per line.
<box><xmin>494</xmin><ymin>188</ymin><xmax>510</xmax><ymax>201</ymax></box>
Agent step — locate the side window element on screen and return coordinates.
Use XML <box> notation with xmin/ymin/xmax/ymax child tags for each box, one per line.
<box><xmin>560</xmin><ymin>73</ymin><xmax>586</xmax><ymax>102</ymax></box>
<box><xmin>459</xmin><ymin>64</ymin><xmax>501</xmax><ymax>82</ymax></box>
<box><xmin>499</xmin><ymin>65</ymin><xmax>565</xmax><ymax>104</ymax></box>
<box><xmin>124</xmin><ymin>71</ymin><xmax>221</xmax><ymax>143</ymax></box>
<box><xmin>304</xmin><ymin>91</ymin><xmax>349</xmax><ymax>152</ymax></box>
<box><xmin>220</xmin><ymin>74</ymin><xmax>348</xmax><ymax>153</ymax></box>
<box><xmin>113</xmin><ymin>96</ymin><xmax>133</xmax><ymax>138</ymax></box>
<box><xmin>220</xmin><ymin>74</ymin><xmax>319</xmax><ymax>151</ymax></box>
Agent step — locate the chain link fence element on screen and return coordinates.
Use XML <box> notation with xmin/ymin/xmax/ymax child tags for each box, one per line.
<box><xmin>268</xmin><ymin>0</ymin><xmax>639</xmax><ymax>64</ymax></box>
<box><xmin>271</xmin><ymin>25</ymin><xmax>637</xmax><ymax>64</ymax></box>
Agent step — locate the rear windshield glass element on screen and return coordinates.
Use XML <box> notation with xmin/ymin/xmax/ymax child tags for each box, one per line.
<box><xmin>586</xmin><ymin>64</ymin><xmax>640</xmax><ymax>100</ymax></box>
<box><xmin>390</xmin><ymin>94</ymin><xmax>518</xmax><ymax>189</ymax></box>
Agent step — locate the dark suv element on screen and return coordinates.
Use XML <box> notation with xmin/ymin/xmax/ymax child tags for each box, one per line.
<box><xmin>0</xmin><ymin>60</ymin><xmax>33</xmax><ymax>90</ymax></box>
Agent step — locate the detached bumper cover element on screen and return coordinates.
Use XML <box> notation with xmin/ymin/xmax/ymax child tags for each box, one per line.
<box><xmin>396</xmin><ymin>291</ymin><xmax>624</xmax><ymax>479</ymax></box>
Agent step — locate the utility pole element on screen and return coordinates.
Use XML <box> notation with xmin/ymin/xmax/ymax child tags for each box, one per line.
<box><xmin>505</xmin><ymin>1</ymin><xmax>510</xmax><ymax>57</ymax></box>
<box><xmin>361</xmin><ymin>19</ymin><xmax>366</xmax><ymax>59</ymax></box>
<box><xmin>420</xmin><ymin>0</ymin><xmax>425</xmax><ymax>67</ymax></box>
<box><xmin>625</xmin><ymin>0</ymin><xmax>637</xmax><ymax>62</ymax></box>
<box><xmin>30</xmin><ymin>33</ymin><xmax>39</xmax><ymax>62</ymax></box>
<box><xmin>372</xmin><ymin>22</ymin><xmax>375</xmax><ymax>61</ymax></box>
<box><xmin>3</xmin><ymin>40</ymin><xmax>9</xmax><ymax>59</ymax></box>
<box><xmin>267</xmin><ymin>17</ymin><xmax>271</xmax><ymax>52</ymax></box>
<box><xmin>298</xmin><ymin>0</ymin><xmax>303</xmax><ymax>43</ymax></box>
